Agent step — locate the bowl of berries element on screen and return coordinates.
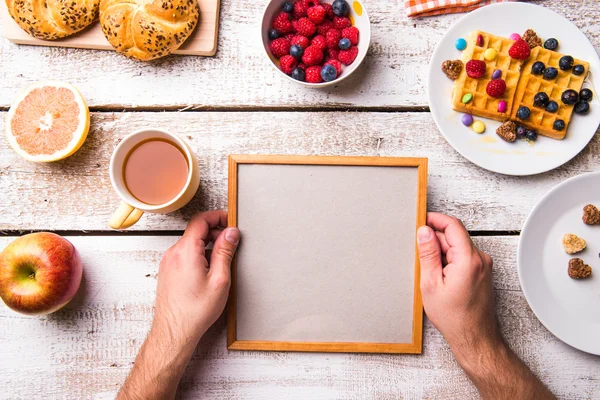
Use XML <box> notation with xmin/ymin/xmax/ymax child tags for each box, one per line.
<box><xmin>262</xmin><ymin>0</ymin><xmax>370</xmax><ymax>87</ymax></box>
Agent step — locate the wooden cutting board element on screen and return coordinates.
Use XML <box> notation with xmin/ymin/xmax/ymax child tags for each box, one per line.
<box><xmin>0</xmin><ymin>0</ymin><xmax>220</xmax><ymax>56</ymax></box>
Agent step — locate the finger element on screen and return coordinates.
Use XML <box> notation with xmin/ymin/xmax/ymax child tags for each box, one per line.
<box><xmin>209</xmin><ymin>227</ymin><xmax>241</xmax><ymax>283</ymax></box>
<box><xmin>417</xmin><ymin>226</ymin><xmax>444</xmax><ymax>289</ymax></box>
<box><xmin>426</xmin><ymin>212</ymin><xmax>473</xmax><ymax>250</ymax></box>
<box><xmin>183</xmin><ymin>211</ymin><xmax>228</xmax><ymax>240</ymax></box>
<box><xmin>435</xmin><ymin>231</ymin><xmax>450</xmax><ymax>254</ymax></box>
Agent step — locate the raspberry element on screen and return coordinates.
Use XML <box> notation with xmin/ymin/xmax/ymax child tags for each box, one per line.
<box><xmin>284</xmin><ymin>33</ymin><xmax>295</xmax><ymax>41</ymax></box>
<box><xmin>333</xmin><ymin>16</ymin><xmax>351</xmax><ymax>29</ymax></box>
<box><xmin>325</xmin><ymin>28</ymin><xmax>342</xmax><ymax>49</ymax></box>
<box><xmin>322</xmin><ymin>2</ymin><xmax>334</xmax><ymax>18</ymax></box>
<box><xmin>291</xmin><ymin>35</ymin><xmax>310</xmax><ymax>49</ymax></box>
<box><xmin>311</xmin><ymin>35</ymin><xmax>327</xmax><ymax>51</ymax></box>
<box><xmin>465</xmin><ymin>59</ymin><xmax>486</xmax><ymax>78</ymax></box>
<box><xmin>324</xmin><ymin>59</ymin><xmax>342</xmax><ymax>76</ymax></box>
<box><xmin>269</xmin><ymin>37</ymin><xmax>291</xmax><ymax>58</ymax></box>
<box><xmin>338</xmin><ymin>45</ymin><xmax>358</xmax><ymax>65</ymax></box>
<box><xmin>302</xmin><ymin>45</ymin><xmax>324</xmax><ymax>66</ymax></box>
<box><xmin>272</xmin><ymin>11</ymin><xmax>293</xmax><ymax>34</ymax></box>
<box><xmin>297</xmin><ymin>63</ymin><xmax>307</xmax><ymax>71</ymax></box>
<box><xmin>307</xmin><ymin>5</ymin><xmax>325</xmax><ymax>24</ymax></box>
<box><xmin>342</xmin><ymin>27</ymin><xmax>359</xmax><ymax>45</ymax></box>
<box><xmin>509</xmin><ymin>38</ymin><xmax>531</xmax><ymax>60</ymax></box>
<box><xmin>305</xmin><ymin>66</ymin><xmax>323</xmax><ymax>83</ymax></box>
<box><xmin>293</xmin><ymin>0</ymin><xmax>308</xmax><ymax>18</ymax></box>
<box><xmin>296</xmin><ymin>17</ymin><xmax>317</xmax><ymax>37</ymax></box>
<box><xmin>279</xmin><ymin>55</ymin><xmax>298</xmax><ymax>75</ymax></box>
<box><xmin>486</xmin><ymin>79</ymin><xmax>507</xmax><ymax>98</ymax></box>
<box><xmin>326</xmin><ymin>48</ymin><xmax>339</xmax><ymax>62</ymax></box>
<box><xmin>317</xmin><ymin>21</ymin><xmax>332</xmax><ymax>36</ymax></box>
<box><xmin>291</xmin><ymin>20</ymin><xmax>298</xmax><ymax>33</ymax></box>
<box><xmin>302</xmin><ymin>0</ymin><xmax>320</xmax><ymax>8</ymax></box>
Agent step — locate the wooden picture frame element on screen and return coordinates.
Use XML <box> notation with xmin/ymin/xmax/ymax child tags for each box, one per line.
<box><xmin>227</xmin><ymin>155</ymin><xmax>428</xmax><ymax>354</ymax></box>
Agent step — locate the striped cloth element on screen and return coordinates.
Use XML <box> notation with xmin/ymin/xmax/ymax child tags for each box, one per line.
<box><xmin>405</xmin><ymin>0</ymin><xmax>517</xmax><ymax>17</ymax></box>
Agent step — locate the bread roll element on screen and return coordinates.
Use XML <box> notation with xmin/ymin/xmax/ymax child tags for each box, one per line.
<box><xmin>6</xmin><ymin>0</ymin><xmax>100</xmax><ymax>40</ymax></box>
<box><xmin>99</xmin><ymin>0</ymin><xmax>199</xmax><ymax>61</ymax></box>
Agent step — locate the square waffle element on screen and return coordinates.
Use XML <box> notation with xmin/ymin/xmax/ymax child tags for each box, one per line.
<box><xmin>452</xmin><ymin>31</ymin><xmax>526</xmax><ymax>122</ymax></box>
<box><xmin>510</xmin><ymin>47</ymin><xmax>590</xmax><ymax>140</ymax></box>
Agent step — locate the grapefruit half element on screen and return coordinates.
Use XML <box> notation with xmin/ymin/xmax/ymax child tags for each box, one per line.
<box><xmin>5</xmin><ymin>81</ymin><xmax>90</xmax><ymax>162</ymax></box>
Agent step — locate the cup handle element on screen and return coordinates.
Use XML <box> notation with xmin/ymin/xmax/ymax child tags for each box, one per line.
<box><xmin>109</xmin><ymin>201</ymin><xmax>144</xmax><ymax>230</ymax></box>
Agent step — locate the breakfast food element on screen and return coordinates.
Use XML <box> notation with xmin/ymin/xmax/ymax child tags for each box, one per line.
<box><xmin>496</xmin><ymin>121</ymin><xmax>517</xmax><ymax>142</ymax></box>
<box><xmin>99</xmin><ymin>0</ymin><xmax>199</xmax><ymax>61</ymax></box>
<box><xmin>6</xmin><ymin>0</ymin><xmax>100</xmax><ymax>40</ymax></box>
<box><xmin>562</xmin><ymin>234</ymin><xmax>586</xmax><ymax>255</ymax></box>
<box><xmin>5</xmin><ymin>81</ymin><xmax>90</xmax><ymax>162</ymax></box>
<box><xmin>442</xmin><ymin>60</ymin><xmax>463</xmax><ymax>80</ymax></box>
<box><xmin>267</xmin><ymin>0</ymin><xmax>361</xmax><ymax>83</ymax></box>
<box><xmin>582</xmin><ymin>204</ymin><xmax>600</xmax><ymax>225</ymax></box>
<box><xmin>568</xmin><ymin>258</ymin><xmax>592</xmax><ymax>279</ymax></box>
<box><xmin>444</xmin><ymin>28</ymin><xmax>593</xmax><ymax>141</ymax></box>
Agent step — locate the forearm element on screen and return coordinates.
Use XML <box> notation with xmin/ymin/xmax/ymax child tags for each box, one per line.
<box><xmin>455</xmin><ymin>339</ymin><xmax>555</xmax><ymax>400</ymax></box>
<box><xmin>117</xmin><ymin>323</ymin><xmax>200</xmax><ymax>400</ymax></box>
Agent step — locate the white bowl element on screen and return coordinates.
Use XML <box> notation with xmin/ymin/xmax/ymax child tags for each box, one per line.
<box><xmin>260</xmin><ymin>0</ymin><xmax>370</xmax><ymax>87</ymax></box>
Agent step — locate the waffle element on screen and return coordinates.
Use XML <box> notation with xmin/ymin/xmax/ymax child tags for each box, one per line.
<box><xmin>452</xmin><ymin>31</ymin><xmax>526</xmax><ymax>122</ymax></box>
<box><xmin>510</xmin><ymin>47</ymin><xmax>590</xmax><ymax>140</ymax></box>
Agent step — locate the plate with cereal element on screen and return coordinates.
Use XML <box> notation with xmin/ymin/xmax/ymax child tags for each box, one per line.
<box><xmin>518</xmin><ymin>172</ymin><xmax>600</xmax><ymax>355</ymax></box>
<box><xmin>428</xmin><ymin>3</ymin><xmax>600</xmax><ymax>176</ymax></box>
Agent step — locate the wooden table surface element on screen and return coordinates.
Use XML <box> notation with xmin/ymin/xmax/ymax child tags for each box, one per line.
<box><xmin>0</xmin><ymin>0</ymin><xmax>599</xmax><ymax>399</ymax></box>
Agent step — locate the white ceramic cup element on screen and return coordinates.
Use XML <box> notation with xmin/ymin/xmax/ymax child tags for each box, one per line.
<box><xmin>108</xmin><ymin>129</ymin><xmax>200</xmax><ymax>229</ymax></box>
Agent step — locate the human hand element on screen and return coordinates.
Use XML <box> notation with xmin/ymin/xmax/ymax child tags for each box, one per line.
<box><xmin>417</xmin><ymin>212</ymin><xmax>501</xmax><ymax>367</ymax></box>
<box><xmin>153</xmin><ymin>211</ymin><xmax>240</xmax><ymax>346</ymax></box>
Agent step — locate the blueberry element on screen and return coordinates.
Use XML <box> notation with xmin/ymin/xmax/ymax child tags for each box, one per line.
<box><xmin>543</xmin><ymin>67</ymin><xmax>558</xmax><ymax>80</ymax></box>
<box><xmin>525</xmin><ymin>130</ymin><xmax>538</xmax><ymax>141</ymax></box>
<box><xmin>291</xmin><ymin>67</ymin><xmax>305</xmax><ymax>82</ymax></box>
<box><xmin>533</xmin><ymin>92</ymin><xmax>550</xmax><ymax>108</ymax></box>
<box><xmin>531</xmin><ymin>61</ymin><xmax>545</xmax><ymax>75</ymax></box>
<box><xmin>268</xmin><ymin>29</ymin><xmax>280</xmax><ymax>40</ymax></box>
<box><xmin>282</xmin><ymin>1</ymin><xmax>293</xmax><ymax>13</ymax></box>
<box><xmin>559</xmin><ymin>55</ymin><xmax>574</xmax><ymax>71</ymax></box>
<box><xmin>553</xmin><ymin>120</ymin><xmax>565</xmax><ymax>131</ymax></box>
<box><xmin>574</xmin><ymin>100</ymin><xmax>590</xmax><ymax>115</ymax></box>
<box><xmin>561</xmin><ymin>89</ymin><xmax>579</xmax><ymax>105</ymax></box>
<box><xmin>332</xmin><ymin>0</ymin><xmax>349</xmax><ymax>17</ymax></box>
<box><xmin>290</xmin><ymin>44</ymin><xmax>303</xmax><ymax>60</ymax></box>
<box><xmin>572</xmin><ymin>65</ymin><xmax>585</xmax><ymax>76</ymax></box>
<box><xmin>321</xmin><ymin>64</ymin><xmax>337</xmax><ymax>82</ymax></box>
<box><xmin>517</xmin><ymin>106</ymin><xmax>531</xmax><ymax>120</ymax></box>
<box><xmin>338</xmin><ymin>38</ymin><xmax>351</xmax><ymax>50</ymax></box>
<box><xmin>544</xmin><ymin>38</ymin><xmax>559</xmax><ymax>51</ymax></box>
<box><xmin>516</xmin><ymin>126</ymin><xmax>527</xmax><ymax>138</ymax></box>
<box><xmin>545</xmin><ymin>101</ymin><xmax>559</xmax><ymax>113</ymax></box>
<box><xmin>580</xmin><ymin>88</ymin><xmax>593</xmax><ymax>101</ymax></box>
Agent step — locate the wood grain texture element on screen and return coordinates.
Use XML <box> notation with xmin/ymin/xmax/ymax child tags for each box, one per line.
<box><xmin>0</xmin><ymin>236</ymin><xmax>597</xmax><ymax>400</ymax></box>
<box><xmin>226</xmin><ymin>155</ymin><xmax>427</xmax><ymax>354</ymax></box>
<box><xmin>0</xmin><ymin>0</ymin><xmax>597</xmax><ymax>108</ymax></box>
<box><xmin>0</xmin><ymin>111</ymin><xmax>598</xmax><ymax>232</ymax></box>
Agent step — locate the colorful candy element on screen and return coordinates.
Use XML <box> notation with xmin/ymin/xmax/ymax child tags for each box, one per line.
<box><xmin>492</xmin><ymin>69</ymin><xmax>502</xmax><ymax>80</ymax></box>
<box><xmin>462</xmin><ymin>93</ymin><xmax>473</xmax><ymax>104</ymax></box>
<box><xmin>509</xmin><ymin>33</ymin><xmax>521</xmax><ymax>41</ymax></box>
<box><xmin>472</xmin><ymin>121</ymin><xmax>486</xmax><ymax>133</ymax></box>
<box><xmin>462</xmin><ymin>114</ymin><xmax>474</xmax><ymax>126</ymax></box>
<box><xmin>498</xmin><ymin>100</ymin><xmax>507</xmax><ymax>113</ymax></box>
<box><xmin>484</xmin><ymin>48</ymin><xmax>498</xmax><ymax>61</ymax></box>
<box><xmin>455</xmin><ymin>38</ymin><xmax>467</xmax><ymax>51</ymax></box>
<box><xmin>476</xmin><ymin>34</ymin><xmax>484</xmax><ymax>46</ymax></box>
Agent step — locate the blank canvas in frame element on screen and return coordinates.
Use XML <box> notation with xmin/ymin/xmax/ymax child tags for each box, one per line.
<box><xmin>227</xmin><ymin>155</ymin><xmax>427</xmax><ymax>354</ymax></box>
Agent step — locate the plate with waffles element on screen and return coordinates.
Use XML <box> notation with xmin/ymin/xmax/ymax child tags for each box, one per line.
<box><xmin>428</xmin><ymin>3</ymin><xmax>600</xmax><ymax>176</ymax></box>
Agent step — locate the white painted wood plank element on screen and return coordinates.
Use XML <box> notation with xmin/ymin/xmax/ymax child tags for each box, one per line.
<box><xmin>0</xmin><ymin>236</ymin><xmax>597</xmax><ymax>399</ymax></box>
<box><xmin>0</xmin><ymin>111</ymin><xmax>598</xmax><ymax>232</ymax></box>
<box><xmin>0</xmin><ymin>0</ymin><xmax>597</xmax><ymax>108</ymax></box>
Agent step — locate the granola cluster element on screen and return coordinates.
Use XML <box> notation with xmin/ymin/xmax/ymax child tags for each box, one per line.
<box><xmin>496</xmin><ymin>121</ymin><xmax>517</xmax><ymax>143</ymax></box>
<box><xmin>582</xmin><ymin>204</ymin><xmax>600</xmax><ymax>225</ymax></box>
<box><xmin>522</xmin><ymin>29</ymin><xmax>542</xmax><ymax>49</ymax></box>
<box><xmin>441</xmin><ymin>59</ymin><xmax>463</xmax><ymax>80</ymax></box>
<box><xmin>568</xmin><ymin>258</ymin><xmax>592</xmax><ymax>279</ymax></box>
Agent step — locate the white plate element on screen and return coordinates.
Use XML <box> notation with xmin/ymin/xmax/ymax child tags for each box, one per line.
<box><xmin>518</xmin><ymin>172</ymin><xmax>600</xmax><ymax>355</ymax></box>
<box><xmin>428</xmin><ymin>3</ymin><xmax>600</xmax><ymax>176</ymax></box>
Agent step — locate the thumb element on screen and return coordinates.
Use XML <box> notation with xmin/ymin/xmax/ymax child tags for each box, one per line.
<box><xmin>209</xmin><ymin>227</ymin><xmax>240</xmax><ymax>281</ymax></box>
<box><xmin>417</xmin><ymin>226</ymin><xmax>443</xmax><ymax>288</ymax></box>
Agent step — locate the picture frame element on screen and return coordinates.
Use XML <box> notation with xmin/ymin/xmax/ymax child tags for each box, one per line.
<box><xmin>227</xmin><ymin>155</ymin><xmax>428</xmax><ymax>354</ymax></box>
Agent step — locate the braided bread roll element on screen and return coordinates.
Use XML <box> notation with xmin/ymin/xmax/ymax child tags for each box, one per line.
<box><xmin>6</xmin><ymin>0</ymin><xmax>100</xmax><ymax>40</ymax></box>
<box><xmin>99</xmin><ymin>0</ymin><xmax>199</xmax><ymax>61</ymax></box>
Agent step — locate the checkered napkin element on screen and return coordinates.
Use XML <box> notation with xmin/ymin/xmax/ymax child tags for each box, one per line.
<box><xmin>405</xmin><ymin>0</ymin><xmax>517</xmax><ymax>18</ymax></box>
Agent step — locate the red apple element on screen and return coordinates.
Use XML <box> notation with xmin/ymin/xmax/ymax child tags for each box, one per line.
<box><xmin>0</xmin><ymin>233</ymin><xmax>82</xmax><ymax>315</ymax></box>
